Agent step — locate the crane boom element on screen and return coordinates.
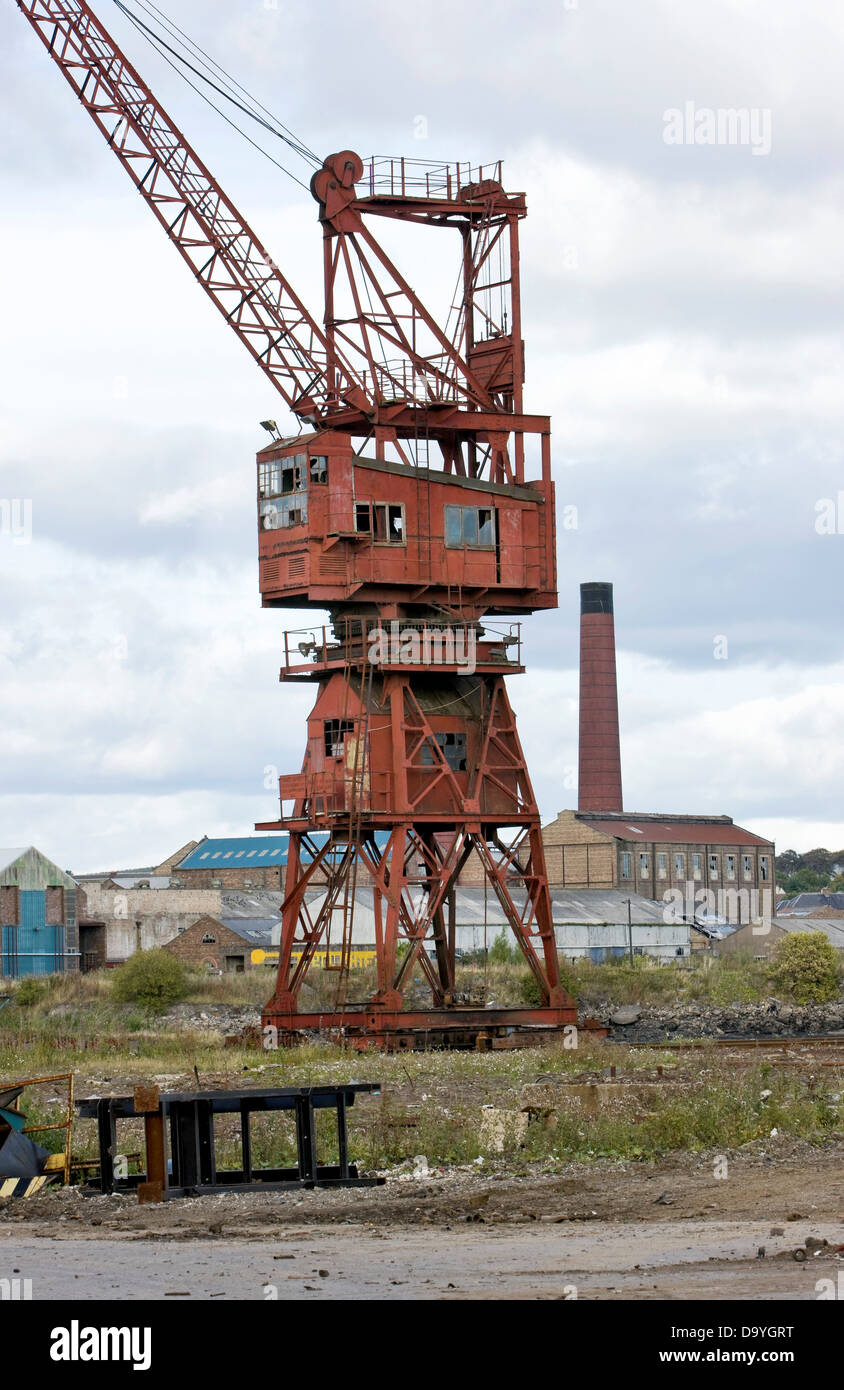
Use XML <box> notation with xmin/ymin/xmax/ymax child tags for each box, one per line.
<box><xmin>14</xmin><ymin>0</ymin><xmax>369</xmax><ymax>421</ymax></box>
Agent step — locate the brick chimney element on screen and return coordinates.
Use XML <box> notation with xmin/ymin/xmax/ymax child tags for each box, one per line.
<box><xmin>578</xmin><ymin>581</ymin><xmax>623</xmax><ymax>812</ymax></box>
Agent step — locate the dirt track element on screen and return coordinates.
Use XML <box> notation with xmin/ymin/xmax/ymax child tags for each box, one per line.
<box><xmin>3</xmin><ymin>1220</ymin><xmax>843</xmax><ymax>1300</ymax></box>
<box><xmin>2</xmin><ymin>1143</ymin><xmax>842</xmax><ymax>1299</ymax></box>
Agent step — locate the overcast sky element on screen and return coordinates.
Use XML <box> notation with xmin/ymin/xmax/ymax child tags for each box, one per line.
<box><xmin>1</xmin><ymin>0</ymin><xmax>843</xmax><ymax>872</ymax></box>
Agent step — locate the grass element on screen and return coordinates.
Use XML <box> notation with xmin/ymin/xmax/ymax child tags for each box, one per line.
<box><xmin>1</xmin><ymin>961</ymin><xmax>842</xmax><ymax>1175</ymax></box>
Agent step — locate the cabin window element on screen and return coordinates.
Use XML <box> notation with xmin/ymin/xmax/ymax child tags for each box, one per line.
<box><xmin>444</xmin><ymin>505</ymin><xmax>496</xmax><ymax>549</ymax></box>
<box><xmin>261</xmin><ymin>495</ymin><xmax>308</xmax><ymax>529</ymax></box>
<box><xmin>355</xmin><ymin>502</ymin><xmax>405</xmax><ymax>544</ymax></box>
<box><xmin>420</xmin><ymin>731</ymin><xmax>467</xmax><ymax>772</ymax></box>
<box><xmin>309</xmin><ymin>455</ymin><xmax>328</xmax><ymax>484</ymax></box>
<box><xmin>259</xmin><ymin>454</ymin><xmax>307</xmax><ymax>499</ymax></box>
<box><xmin>324</xmin><ymin>719</ymin><xmax>355</xmax><ymax>758</ymax></box>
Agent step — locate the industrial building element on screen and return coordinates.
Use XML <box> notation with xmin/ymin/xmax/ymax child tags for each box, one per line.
<box><xmin>541</xmin><ymin>809</ymin><xmax>775</xmax><ymax>898</ymax></box>
<box><xmin>162</xmin><ymin>915</ymin><xmax>275</xmax><ymax>973</ymax></box>
<box><xmin>542</xmin><ymin>581</ymin><xmax>776</xmax><ymax>907</ymax></box>
<box><xmin>715</xmin><ymin>918</ymin><xmax>844</xmax><ymax>959</ymax></box>
<box><xmin>0</xmin><ymin>847</ymin><xmax>79</xmax><ymax>978</ymax></box>
<box><xmin>75</xmin><ymin>880</ymin><xmax>222</xmax><ymax>967</ymax></box>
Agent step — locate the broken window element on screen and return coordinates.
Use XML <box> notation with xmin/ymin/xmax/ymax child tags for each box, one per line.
<box><xmin>323</xmin><ymin>719</ymin><xmax>355</xmax><ymax>758</ymax></box>
<box><xmin>760</xmin><ymin>856</ymin><xmax>769</xmax><ymax>881</ymax></box>
<box><xmin>355</xmin><ymin>502</ymin><xmax>404</xmax><ymax>544</ymax></box>
<box><xmin>726</xmin><ymin>854</ymin><xmax>736</xmax><ymax>879</ymax></box>
<box><xmin>709</xmin><ymin>854</ymin><xmax>719</xmax><ymax>879</ymax></box>
<box><xmin>309</xmin><ymin>455</ymin><xmax>328</xmax><ymax>484</ymax></box>
<box><xmin>638</xmin><ymin>852</ymin><xmax>650</xmax><ymax>876</ymax></box>
<box><xmin>373</xmin><ymin>503</ymin><xmax>404</xmax><ymax>543</ymax></box>
<box><xmin>201</xmin><ymin>933</ymin><xmax>216</xmax><ymax>944</ymax></box>
<box><xmin>674</xmin><ymin>853</ymin><xmax>684</xmax><ymax>878</ymax></box>
<box><xmin>743</xmin><ymin>855</ymin><xmax>753</xmax><ymax>880</ymax></box>
<box><xmin>260</xmin><ymin>493</ymin><xmax>308</xmax><ymax>530</ymax></box>
<box><xmin>420</xmin><ymin>731</ymin><xmax>467</xmax><ymax>772</ymax></box>
<box><xmin>444</xmin><ymin>505</ymin><xmax>496</xmax><ymax>549</ymax></box>
<box><xmin>620</xmin><ymin>852</ymin><xmax>631</xmax><ymax>880</ymax></box>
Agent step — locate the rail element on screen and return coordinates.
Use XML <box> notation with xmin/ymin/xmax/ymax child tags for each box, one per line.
<box><xmin>281</xmin><ymin>619</ymin><xmax>522</xmax><ymax>676</ymax></box>
<box><xmin>360</xmin><ymin>155</ymin><xmax>503</xmax><ymax>201</ymax></box>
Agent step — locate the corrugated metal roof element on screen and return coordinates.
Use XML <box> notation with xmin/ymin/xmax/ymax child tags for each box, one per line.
<box><xmin>584</xmin><ymin>819</ymin><xmax>773</xmax><ymax>847</ymax></box>
<box><xmin>777</xmin><ymin>918</ymin><xmax>844</xmax><ymax>946</ymax></box>
<box><xmin>177</xmin><ymin>835</ymin><xmax>296</xmax><ymax>868</ymax></box>
<box><xmin>178</xmin><ymin>833</ymin><xmax>390</xmax><ymax>870</ymax></box>
<box><xmin>778</xmin><ymin>892</ymin><xmax>844</xmax><ymax>914</ymax></box>
<box><xmin>219</xmin><ymin>919</ymin><xmax>277</xmax><ymax>944</ymax></box>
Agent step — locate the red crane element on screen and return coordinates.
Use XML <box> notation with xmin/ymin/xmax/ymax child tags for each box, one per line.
<box><xmin>14</xmin><ymin>0</ymin><xmax>583</xmax><ymax>1048</ymax></box>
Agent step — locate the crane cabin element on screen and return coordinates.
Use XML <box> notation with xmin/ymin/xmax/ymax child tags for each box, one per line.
<box><xmin>257</xmin><ymin>431</ymin><xmax>556</xmax><ymax>619</ymax></box>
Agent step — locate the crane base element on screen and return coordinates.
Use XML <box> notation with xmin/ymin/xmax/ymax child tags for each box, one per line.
<box><xmin>262</xmin><ymin>1004</ymin><xmax>602</xmax><ymax>1052</ymax></box>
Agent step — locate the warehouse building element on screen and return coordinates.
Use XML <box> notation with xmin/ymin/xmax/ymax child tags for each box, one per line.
<box><xmin>714</xmin><ymin>918</ymin><xmax>844</xmax><ymax>960</ymax></box>
<box><xmin>162</xmin><ymin>915</ymin><xmax>275</xmax><ymax>973</ymax></box>
<box><xmin>541</xmin><ymin>809</ymin><xmax>775</xmax><ymax>901</ymax></box>
<box><xmin>0</xmin><ymin>847</ymin><xmax>79</xmax><ymax>977</ymax></box>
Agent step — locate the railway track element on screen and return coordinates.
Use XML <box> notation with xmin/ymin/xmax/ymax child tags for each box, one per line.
<box><xmin>620</xmin><ymin>1033</ymin><xmax>844</xmax><ymax>1053</ymax></box>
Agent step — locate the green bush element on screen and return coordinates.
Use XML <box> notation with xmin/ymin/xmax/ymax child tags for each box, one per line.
<box><xmin>112</xmin><ymin>949</ymin><xmax>188</xmax><ymax>1013</ymax></box>
<box><xmin>14</xmin><ymin>976</ymin><xmax>47</xmax><ymax>1007</ymax></box>
<box><xmin>770</xmin><ymin>932</ymin><xmax>841</xmax><ymax>1005</ymax></box>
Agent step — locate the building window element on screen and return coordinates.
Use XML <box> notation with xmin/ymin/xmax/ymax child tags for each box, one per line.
<box><xmin>639</xmin><ymin>852</ymin><xmax>650</xmax><ymax>876</ymax></box>
<box><xmin>444</xmin><ymin>505</ymin><xmax>496</xmax><ymax>549</ymax></box>
<box><xmin>657</xmin><ymin>853</ymin><xmax>667</xmax><ymax>879</ymax></box>
<box><xmin>355</xmin><ymin>502</ymin><xmax>405</xmax><ymax>544</ymax></box>
<box><xmin>201</xmin><ymin>933</ymin><xmax>216</xmax><ymax>944</ymax></box>
<box><xmin>621</xmin><ymin>852</ymin><xmax>631</xmax><ymax>880</ymax></box>
<box><xmin>309</xmin><ymin>455</ymin><xmax>328</xmax><ymax>484</ymax></box>
<box><xmin>674</xmin><ymin>853</ymin><xmax>684</xmax><ymax>878</ymax></box>
<box><xmin>760</xmin><ymin>856</ymin><xmax>769</xmax><ymax>882</ymax></box>
<box><xmin>692</xmin><ymin>853</ymin><xmax>702</xmax><ymax>880</ymax></box>
<box><xmin>726</xmin><ymin>854</ymin><xmax>736</xmax><ymax>879</ymax></box>
<box><xmin>709</xmin><ymin>854</ymin><xmax>719</xmax><ymax>880</ymax></box>
<box><xmin>743</xmin><ymin>855</ymin><xmax>753</xmax><ymax>880</ymax></box>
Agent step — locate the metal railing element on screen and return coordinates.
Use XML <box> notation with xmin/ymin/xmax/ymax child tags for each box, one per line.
<box><xmin>281</xmin><ymin>619</ymin><xmax>522</xmax><ymax>674</ymax></box>
<box><xmin>360</xmin><ymin>156</ymin><xmax>503</xmax><ymax>201</ymax></box>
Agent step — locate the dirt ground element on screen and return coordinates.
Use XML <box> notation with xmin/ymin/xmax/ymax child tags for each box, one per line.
<box><xmin>2</xmin><ymin>1143</ymin><xmax>843</xmax><ymax>1299</ymax></box>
